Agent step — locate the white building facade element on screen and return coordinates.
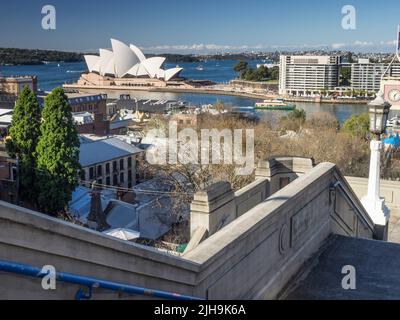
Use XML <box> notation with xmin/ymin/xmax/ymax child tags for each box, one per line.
<box><xmin>351</xmin><ymin>60</ymin><xmax>400</xmax><ymax>93</ymax></box>
<box><xmin>279</xmin><ymin>55</ymin><xmax>341</xmax><ymax>95</ymax></box>
<box><xmin>84</xmin><ymin>39</ymin><xmax>183</xmax><ymax>82</ymax></box>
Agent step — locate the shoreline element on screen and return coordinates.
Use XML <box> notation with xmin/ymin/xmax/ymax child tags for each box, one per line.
<box><xmin>283</xmin><ymin>97</ymin><xmax>369</xmax><ymax>105</ymax></box>
<box><xmin>63</xmin><ymin>83</ymin><xmax>371</xmax><ymax>106</ymax></box>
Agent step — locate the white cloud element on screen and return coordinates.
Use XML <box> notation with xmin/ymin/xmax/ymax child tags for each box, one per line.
<box><xmin>353</xmin><ymin>40</ymin><xmax>374</xmax><ymax>47</ymax></box>
<box><xmin>385</xmin><ymin>40</ymin><xmax>397</xmax><ymax>46</ymax></box>
<box><xmin>331</xmin><ymin>43</ymin><xmax>346</xmax><ymax>49</ymax></box>
<box><xmin>138</xmin><ymin>40</ymin><xmax>399</xmax><ymax>53</ymax></box>
<box><xmin>141</xmin><ymin>44</ymin><xmax>257</xmax><ymax>51</ymax></box>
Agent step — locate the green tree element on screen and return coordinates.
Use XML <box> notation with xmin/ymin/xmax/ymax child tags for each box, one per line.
<box><xmin>340</xmin><ymin>67</ymin><xmax>351</xmax><ymax>86</ymax></box>
<box><xmin>288</xmin><ymin>108</ymin><xmax>307</xmax><ymax>123</ymax></box>
<box><xmin>346</xmin><ymin>52</ymin><xmax>354</xmax><ymax>63</ymax></box>
<box><xmin>255</xmin><ymin>65</ymin><xmax>269</xmax><ymax>80</ymax></box>
<box><xmin>268</xmin><ymin>66</ymin><xmax>279</xmax><ymax>80</ymax></box>
<box><xmin>234</xmin><ymin>60</ymin><xmax>248</xmax><ymax>73</ymax></box>
<box><xmin>6</xmin><ymin>86</ymin><xmax>41</xmax><ymax>203</ymax></box>
<box><xmin>35</xmin><ymin>88</ymin><xmax>81</xmax><ymax>215</ymax></box>
<box><xmin>342</xmin><ymin>113</ymin><xmax>370</xmax><ymax>138</ymax></box>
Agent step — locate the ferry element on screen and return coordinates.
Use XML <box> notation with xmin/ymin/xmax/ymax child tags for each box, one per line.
<box><xmin>387</xmin><ymin>115</ymin><xmax>400</xmax><ymax>128</ymax></box>
<box><xmin>254</xmin><ymin>98</ymin><xmax>296</xmax><ymax>111</ymax></box>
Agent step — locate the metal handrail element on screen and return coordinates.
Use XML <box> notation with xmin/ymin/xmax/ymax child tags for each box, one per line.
<box><xmin>0</xmin><ymin>259</ymin><xmax>203</xmax><ymax>301</ymax></box>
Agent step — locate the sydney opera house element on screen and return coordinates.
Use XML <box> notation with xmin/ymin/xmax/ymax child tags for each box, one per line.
<box><xmin>73</xmin><ymin>39</ymin><xmax>187</xmax><ymax>89</ymax></box>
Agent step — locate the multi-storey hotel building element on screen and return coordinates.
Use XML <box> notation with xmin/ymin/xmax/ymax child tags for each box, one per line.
<box><xmin>351</xmin><ymin>59</ymin><xmax>400</xmax><ymax>92</ymax></box>
<box><xmin>279</xmin><ymin>55</ymin><xmax>341</xmax><ymax>95</ymax></box>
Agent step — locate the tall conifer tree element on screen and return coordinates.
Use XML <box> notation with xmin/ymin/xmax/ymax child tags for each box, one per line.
<box><xmin>36</xmin><ymin>88</ymin><xmax>80</xmax><ymax>215</ymax></box>
<box><xmin>6</xmin><ymin>86</ymin><xmax>41</xmax><ymax>203</ymax></box>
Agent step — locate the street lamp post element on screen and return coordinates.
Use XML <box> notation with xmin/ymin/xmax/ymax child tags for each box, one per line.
<box><xmin>361</xmin><ymin>91</ymin><xmax>391</xmax><ymax>237</ymax></box>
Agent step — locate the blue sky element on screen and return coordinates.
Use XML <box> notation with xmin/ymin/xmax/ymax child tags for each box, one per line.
<box><xmin>0</xmin><ymin>0</ymin><xmax>400</xmax><ymax>53</ymax></box>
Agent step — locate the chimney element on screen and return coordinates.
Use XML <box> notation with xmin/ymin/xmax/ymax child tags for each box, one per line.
<box><xmin>93</xmin><ymin>113</ymin><xmax>110</xmax><ymax>136</ymax></box>
<box><xmin>87</xmin><ymin>185</ymin><xmax>110</xmax><ymax>231</ymax></box>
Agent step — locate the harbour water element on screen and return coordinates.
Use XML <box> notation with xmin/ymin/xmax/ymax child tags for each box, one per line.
<box><xmin>0</xmin><ymin>60</ymin><xmax>370</xmax><ymax>123</ymax></box>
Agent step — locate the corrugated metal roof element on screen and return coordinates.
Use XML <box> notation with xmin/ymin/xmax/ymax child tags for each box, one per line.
<box><xmin>0</xmin><ymin>109</ymin><xmax>13</xmax><ymax>116</ymax></box>
<box><xmin>79</xmin><ymin>137</ymin><xmax>144</xmax><ymax>167</ymax></box>
<box><xmin>69</xmin><ymin>186</ymin><xmax>116</xmax><ymax>223</ymax></box>
<box><xmin>0</xmin><ymin>114</ymin><xmax>12</xmax><ymax>124</ymax></box>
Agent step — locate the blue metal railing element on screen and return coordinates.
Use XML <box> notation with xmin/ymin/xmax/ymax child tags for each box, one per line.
<box><xmin>0</xmin><ymin>259</ymin><xmax>203</xmax><ymax>300</ymax></box>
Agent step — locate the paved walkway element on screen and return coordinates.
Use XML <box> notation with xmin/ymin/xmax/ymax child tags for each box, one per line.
<box><xmin>282</xmin><ymin>235</ymin><xmax>400</xmax><ymax>300</ymax></box>
<box><xmin>389</xmin><ymin>209</ymin><xmax>400</xmax><ymax>243</ymax></box>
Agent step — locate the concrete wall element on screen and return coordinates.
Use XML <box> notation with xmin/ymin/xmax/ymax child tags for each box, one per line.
<box><xmin>229</xmin><ymin>80</ymin><xmax>279</xmax><ymax>92</ymax></box>
<box><xmin>346</xmin><ymin>176</ymin><xmax>400</xmax><ymax>211</ymax></box>
<box><xmin>190</xmin><ymin>182</ymin><xmax>236</xmax><ymax>238</ymax></box>
<box><xmin>0</xmin><ymin>163</ymin><xmax>375</xmax><ymax>300</ymax></box>
<box><xmin>190</xmin><ymin>179</ymin><xmax>269</xmax><ymax>238</ymax></box>
<box><xmin>185</xmin><ymin>163</ymin><xmax>374</xmax><ymax>300</ymax></box>
<box><xmin>0</xmin><ymin>202</ymin><xmax>200</xmax><ymax>300</ymax></box>
<box><xmin>331</xmin><ymin>176</ymin><xmax>375</xmax><ymax>239</ymax></box>
<box><xmin>235</xmin><ymin>178</ymin><xmax>269</xmax><ymax>217</ymax></box>
<box><xmin>255</xmin><ymin>157</ymin><xmax>315</xmax><ymax>195</ymax></box>
<box><xmin>190</xmin><ymin>157</ymin><xmax>314</xmax><ymax>239</ymax></box>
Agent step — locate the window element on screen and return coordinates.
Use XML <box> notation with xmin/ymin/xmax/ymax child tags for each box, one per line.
<box><xmin>106</xmin><ymin>177</ymin><xmax>111</xmax><ymax>186</ymax></box>
<box><xmin>106</xmin><ymin>163</ymin><xmax>110</xmax><ymax>174</ymax></box>
<box><xmin>113</xmin><ymin>174</ymin><xmax>118</xmax><ymax>186</ymax></box>
<box><xmin>97</xmin><ymin>179</ymin><xmax>103</xmax><ymax>185</ymax></box>
<box><xmin>89</xmin><ymin>167</ymin><xmax>94</xmax><ymax>180</ymax></box>
<box><xmin>120</xmin><ymin>159</ymin><xmax>124</xmax><ymax>170</ymax></box>
<box><xmin>128</xmin><ymin>170</ymin><xmax>132</xmax><ymax>183</ymax></box>
<box><xmin>12</xmin><ymin>166</ymin><xmax>17</xmax><ymax>181</ymax></box>
<box><xmin>113</xmin><ymin>161</ymin><xmax>117</xmax><ymax>172</ymax></box>
<box><xmin>120</xmin><ymin>172</ymin><xmax>125</xmax><ymax>183</ymax></box>
<box><xmin>97</xmin><ymin>165</ymin><xmax>102</xmax><ymax>176</ymax></box>
<box><xmin>128</xmin><ymin>157</ymin><xmax>132</xmax><ymax>168</ymax></box>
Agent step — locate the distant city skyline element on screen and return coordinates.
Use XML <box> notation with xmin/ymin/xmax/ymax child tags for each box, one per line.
<box><xmin>1</xmin><ymin>0</ymin><xmax>400</xmax><ymax>53</ymax></box>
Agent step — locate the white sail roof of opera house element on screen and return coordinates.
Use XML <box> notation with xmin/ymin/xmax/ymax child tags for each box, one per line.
<box><xmin>84</xmin><ymin>39</ymin><xmax>183</xmax><ymax>81</ymax></box>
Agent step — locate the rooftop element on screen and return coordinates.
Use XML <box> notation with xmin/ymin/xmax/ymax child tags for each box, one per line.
<box><xmin>79</xmin><ymin>136</ymin><xmax>143</xmax><ymax>167</ymax></box>
<box><xmin>114</xmin><ymin>98</ymin><xmax>187</xmax><ymax>114</ymax></box>
<box><xmin>37</xmin><ymin>92</ymin><xmax>106</xmax><ymax>107</ymax></box>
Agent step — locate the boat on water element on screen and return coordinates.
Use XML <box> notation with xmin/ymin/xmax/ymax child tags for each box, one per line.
<box><xmin>387</xmin><ymin>115</ymin><xmax>400</xmax><ymax>128</ymax></box>
<box><xmin>196</xmin><ymin>65</ymin><xmax>204</xmax><ymax>71</ymax></box>
<box><xmin>232</xmin><ymin>106</ymin><xmax>254</xmax><ymax>110</ymax></box>
<box><xmin>254</xmin><ymin>98</ymin><xmax>296</xmax><ymax>111</ymax></box>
